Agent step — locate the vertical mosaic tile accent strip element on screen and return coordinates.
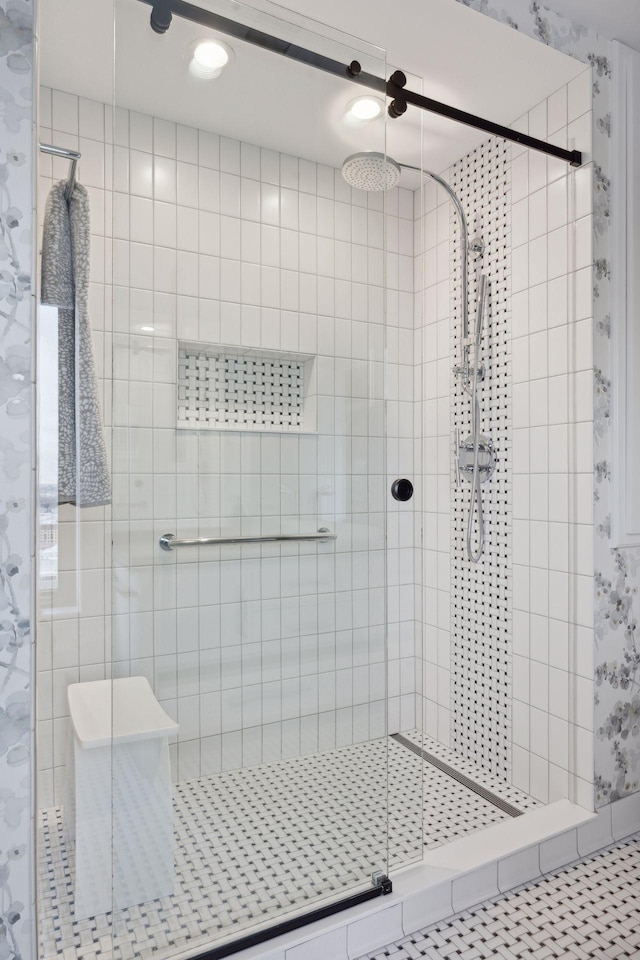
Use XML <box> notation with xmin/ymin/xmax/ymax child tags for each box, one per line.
<box><xmin>177</xmin><ymin>346</ymin><xmax>305</xmax><ymax>431</ymax></box>
<box><xmin>0</xmin><ymin>3</ymin><xmax>35</xmax><ymax>960</ymax></box>
<box><xmin>450</xmin><ymin>139</ymin><xmax>511</xmax><ymax>779</ymax></box>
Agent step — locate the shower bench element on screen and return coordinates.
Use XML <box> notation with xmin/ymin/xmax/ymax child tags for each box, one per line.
<box><xmin>65</xmin><ymin>676</ymin><xmax>179</xmax><ymax>920</ymax></box>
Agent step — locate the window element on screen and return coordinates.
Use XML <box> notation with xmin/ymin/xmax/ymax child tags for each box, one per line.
<box><xmin>38</xmin><ymin>304</ymin><xmax>58</xmax><ymax>588</ymax></box>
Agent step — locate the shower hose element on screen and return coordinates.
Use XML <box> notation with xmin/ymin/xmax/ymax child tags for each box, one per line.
<box><xmin>465</xmin><ymin>275</ymin><xmax>487</xmax><ymax>563</ymax></box>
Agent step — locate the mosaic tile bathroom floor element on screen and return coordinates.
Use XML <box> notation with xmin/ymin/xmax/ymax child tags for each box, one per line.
<box><xmin>38</xmin><ymin>733</ymin><xmax>534</xmax><ymax>960</ymax></box>
<box><xmin>364</xmin><ymin>833</ymin><xmax>640</xmax><ymax>960</ymax></box>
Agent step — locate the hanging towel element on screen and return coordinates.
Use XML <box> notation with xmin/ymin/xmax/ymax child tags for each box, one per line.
<box><xmin>41</xmin><ymin>180</ymin><xmax>111</xmax><ymax>507</ymax></box>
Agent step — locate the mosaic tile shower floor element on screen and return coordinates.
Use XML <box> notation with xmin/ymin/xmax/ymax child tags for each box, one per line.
<box><xmin>38</xmin><ymin>733</ymin><xmax>535</xmax><ymax>960</ymax></box>
<box><xmin>364</xmin><ymin>833</ymin><xmax>640</xmax><ymax>960</ymax></box>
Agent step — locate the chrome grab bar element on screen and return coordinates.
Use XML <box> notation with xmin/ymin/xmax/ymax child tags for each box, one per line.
<box><xmin>159</xmin><ymin>528</ymin><xmax>336</xmax><ymax>551</ymax></box>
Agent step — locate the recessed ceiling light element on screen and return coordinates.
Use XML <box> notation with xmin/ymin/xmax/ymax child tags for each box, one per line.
<box><xmin>140</xmin><ymin>325</ymin><xmax>154</xmax><ymax>332</ymax></box>
<box><xmin>189</xmin><ymin>38</ymin><xmax>233</xmax><ymax>79</ymax></box>
<box><xmin>347</xmin><ymin>96</ymin><xmax>384</xmax><ymax>121</ymax></box>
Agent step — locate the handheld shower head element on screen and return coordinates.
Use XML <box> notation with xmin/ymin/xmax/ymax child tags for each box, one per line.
<box><xmin>341</xmin><ymin>152</ymin><xmax>401</xmax><ymax>191</ymax></box>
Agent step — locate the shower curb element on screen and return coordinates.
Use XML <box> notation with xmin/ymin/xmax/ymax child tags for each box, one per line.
<box><xmin>211</xmin><ymin>795</ymin><xmax>640</xmax><ymax>960</ymax></box>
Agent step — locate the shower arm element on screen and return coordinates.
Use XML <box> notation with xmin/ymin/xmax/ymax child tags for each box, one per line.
<box><xmin>398</xmin><ymin>162</ymin><xmax>491</xmax><ymax>563</ymax></box>
<box><xmin>399</xmin><ymin>163</ymin><xmax>471</xmax><ymax>368</ymax></box>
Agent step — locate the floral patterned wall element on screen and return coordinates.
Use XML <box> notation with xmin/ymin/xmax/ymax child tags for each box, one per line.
<box><xmin>456</xmin><ymin>0</ymin><xmax>638</xmax><ymax>807</ymax></box>
<box><xmin>0</xmin><ymin>1</ymin><xmax>35</xmax><ymax>958</ymax></box>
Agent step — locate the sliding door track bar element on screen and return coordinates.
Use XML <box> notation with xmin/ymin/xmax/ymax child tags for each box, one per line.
<box><xmin>183</xmin><ymin>876</ymin><xmax>391</xmax><ymax>960</ymax></box>
<box><xmin>139</xmin><ymin>0</ymin><xmax>582</xmax><ymax>167</ymax></box>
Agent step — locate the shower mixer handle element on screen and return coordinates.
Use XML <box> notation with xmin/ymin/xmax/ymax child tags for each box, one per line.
<box><xmin>457</xmin><ymin>434</ymin><xmax>496</xmax><ymax>484</ymax></box>
<box><xmin>454</xmin><ymin>359</ymin><xmax>484</xmax><ymax>384</ymax></box>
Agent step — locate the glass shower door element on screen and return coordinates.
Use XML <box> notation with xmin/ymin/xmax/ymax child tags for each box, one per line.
<box><xmin>109</xmin><ymin>0</ymin><xmax>413</xmax><ymax>953</ymax></box>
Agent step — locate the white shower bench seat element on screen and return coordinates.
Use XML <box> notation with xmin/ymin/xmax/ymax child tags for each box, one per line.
<box><xmin>65</xmin><ymin>676</ymin><xmax>179</xmax><ymax>920</ymax></box>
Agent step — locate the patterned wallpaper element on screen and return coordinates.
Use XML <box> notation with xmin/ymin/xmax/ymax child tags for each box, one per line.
<box><xmin>0</xmin><ymin>1</ymin><xmax>35</xmax><ymax>959</ymax></box>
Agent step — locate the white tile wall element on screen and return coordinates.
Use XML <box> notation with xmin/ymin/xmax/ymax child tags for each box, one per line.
<box><xmin>37</xmin><ymin>87</ymin><xmax>417</xmax><ymax>804</ymax></box>
<box><xmin>415</xmin><ymin>70</ymin><xmax>595</xmax><ymax>807</ymax></box>
<box><xmin>414</xmin><ymin>173</ymin><xmax>453</xmax><ymax>747</ymax></box>
<box><xmin>509</xmin><ymin>71</ymin><xmax>595</xmax><ymax>807</ymax></box>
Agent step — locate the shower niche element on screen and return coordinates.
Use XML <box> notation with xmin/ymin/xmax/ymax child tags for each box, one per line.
<box><xmin>176</xmin><ymin>341</ymin><xmax>317</xmax><ymax>433</ymax></box>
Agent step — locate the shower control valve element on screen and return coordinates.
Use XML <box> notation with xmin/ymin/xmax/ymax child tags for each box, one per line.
<box><xmin>454</xmin><ymin>359</ymin><xmax>484</xmax><ymax>384</ymax></box>
<box><xmin>457</xmin><ymin>434</ymin><xmax>496</xmax><ymax>484</ymax></box>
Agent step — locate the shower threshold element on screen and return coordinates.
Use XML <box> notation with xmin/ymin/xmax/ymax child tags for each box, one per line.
<box><xmin>37</xmin><ymin>732</ymin><xmax>537</xmax><ymax>960</ymax></box>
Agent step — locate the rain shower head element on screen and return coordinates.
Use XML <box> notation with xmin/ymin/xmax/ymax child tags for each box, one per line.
<box><xmin>341</xmin><ymin>152</ymin><xmax>401</xmax><ymax>191</ymax></box>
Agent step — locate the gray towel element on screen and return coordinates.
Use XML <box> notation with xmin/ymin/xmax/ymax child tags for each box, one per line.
<box><xmin>41</xmin><ymin>180</ymin><xmax>111</xmax><ymax>507</ymax></box>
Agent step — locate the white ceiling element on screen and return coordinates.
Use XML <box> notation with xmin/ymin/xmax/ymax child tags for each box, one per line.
<box><xmin>40</xmin><ymin>0</ymin><xmax>585</xmax><ymax>179</ymax></box>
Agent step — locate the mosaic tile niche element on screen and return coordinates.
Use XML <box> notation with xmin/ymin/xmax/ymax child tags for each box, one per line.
<box><xmin>177</xmin><ymin>343</ymin><xmax>316</xmax><ymax>432</ymax></box>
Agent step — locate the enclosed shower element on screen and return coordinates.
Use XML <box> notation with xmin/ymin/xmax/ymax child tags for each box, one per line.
<box><xmin>34</xmin><ymin>0</ymin><xmax>596</xmax><ymax>957</ymax></box>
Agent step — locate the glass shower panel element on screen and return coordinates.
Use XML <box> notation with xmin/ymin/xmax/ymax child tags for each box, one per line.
<box><xmin>110</xmin><ymin>0</ymin><xmax>414</xmax><ymax>954</ymax></box>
